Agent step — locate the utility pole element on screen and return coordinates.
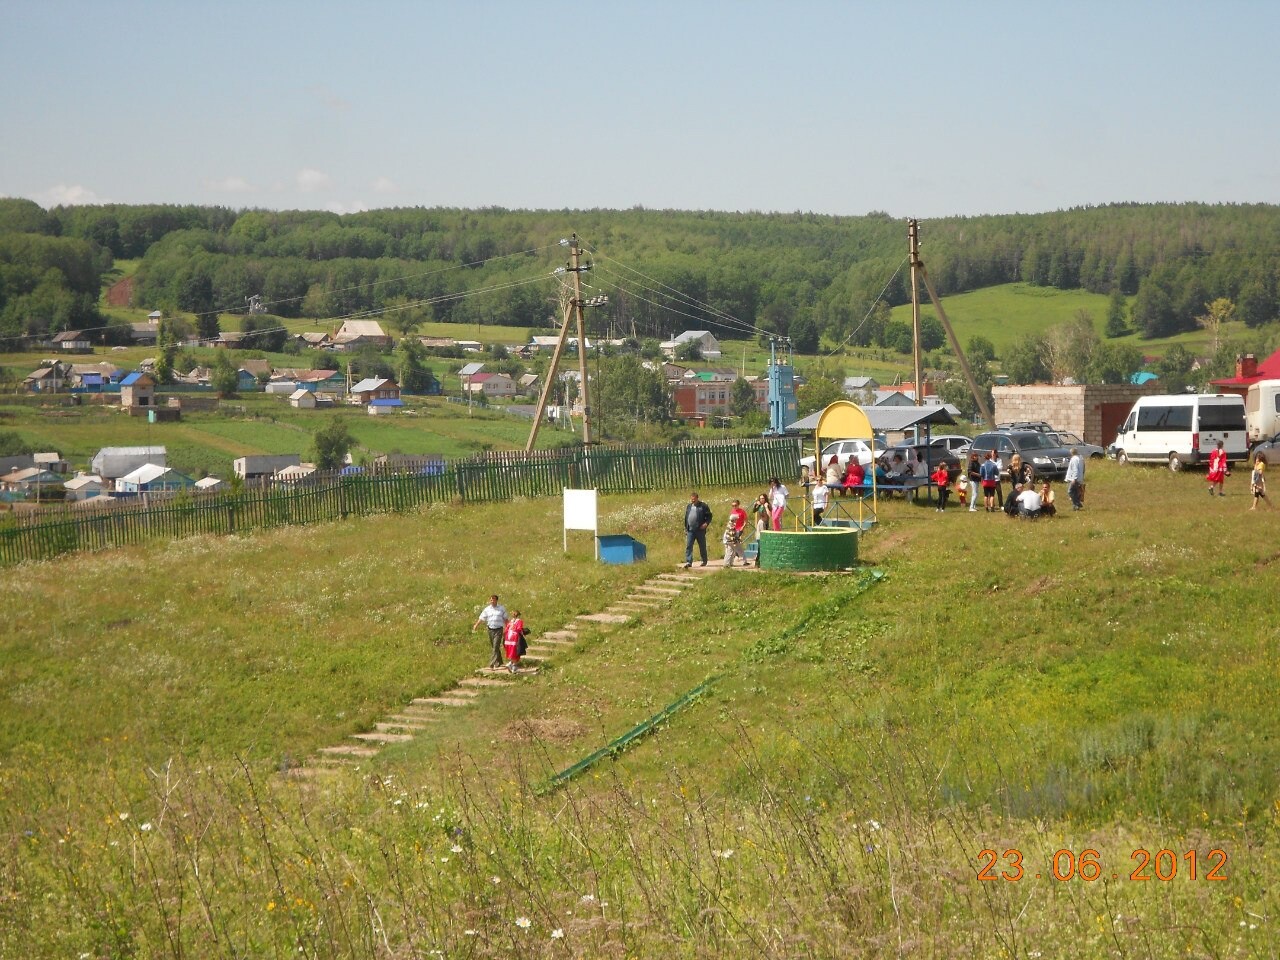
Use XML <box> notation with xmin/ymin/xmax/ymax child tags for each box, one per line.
<box><xmin>907</xmin><ymin>219</ymin><xmax>995</xmax><ymax>429</ymax></box>
<box><xmin>908</xmin><ymin>219</ymin><xmax>924</xmax><ymax>407</ymax></box>
<box><xmin>525</xmin><ymin>235</ymin><xmax>607</xmax><ymax>451</ymax></box>
<box><xmin>568</xmin><ymin>235</ymin><xmax>593</xmax><ymax>444</ymax></box>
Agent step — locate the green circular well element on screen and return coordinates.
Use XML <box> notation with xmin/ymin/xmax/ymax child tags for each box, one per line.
<box><xmin>757</xmin><ymin>528</ymin><xmax>858</xmax><ymax>571</ymax></box>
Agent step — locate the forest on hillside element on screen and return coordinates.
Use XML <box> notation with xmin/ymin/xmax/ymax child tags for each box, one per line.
<box><xmin>3</xmin><ymin>197</ymin><xmax>1280</xmax><ymax>352</ymax></box>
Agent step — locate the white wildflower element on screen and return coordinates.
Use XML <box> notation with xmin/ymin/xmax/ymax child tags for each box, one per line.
<box><xmin>551</xmin><ymin>928</ymin><xmax>565</xmax><ymax>939</ymax></box>
<box><xmin>140</xmin><ymin>822</ymin><xmax>153</xmax><ymax>832</ymax></box>
<box><xmin>450</xmin><ymin>844</ymin><xmax>463</xmax><ymax>853</ymax></box>
<box><xmin>515</xmin><ymin>916</ymin><xmax>531</xmax><ymax>929</ymax></box>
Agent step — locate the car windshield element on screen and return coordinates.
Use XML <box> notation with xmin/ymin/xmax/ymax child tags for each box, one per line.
<box><xmin>1018</xmin><ymin>434</ymin><xmax>1058</xmax><ymax>450</ymax></box>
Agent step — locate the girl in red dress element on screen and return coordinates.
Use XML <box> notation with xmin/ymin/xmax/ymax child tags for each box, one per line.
<box><xmin>1207</xmin><ymin>441</ymin><xmax>1228</xmax><ymax>497</ymax></box>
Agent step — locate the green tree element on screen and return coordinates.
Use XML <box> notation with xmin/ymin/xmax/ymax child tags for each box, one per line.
<box><xmin>591</xmin><ymin>355</ymin><xmax>672</xmax><ymax>439</ymax></box>
<box><xmin>396</xmin><ymin>338</ymin><xmax>437</xmax><ymax>394</ymax></box>
<box><xmin>1002</xmin><ymin>333</ymin><xmax>1050</xmax><ymax>384</ymax></box>
<box><xmin>0</xmin><ymin>430</ymin><xmax>34</xmax><ymax>457</ymax></box>
<box><xmin>1238</xmin><ymin>281</ymin><xmax>1276</xmax><ymax>329</ymax></box>
<box><xmin>211</xmin><ymin>352</ymin><xmax>238</xmax><ymax>396</ymax></box>
<box><xmin>1086</xmin><ymin>342</ymin><xmax>1145</xmax><ymax>385</ymax></box>
<box><xmin>966</xmin><ymin>335</ymin><xmax>996</xmax><ymax>362</ymax></box>
<box><xmin>675</xmin><ymin>341</ymin><xmax>702</xmax><ymax>363</ymax></box>
<box><xmin>796</xmin><ymin>375</ymin><xmax>843</xmax><ymax>416</ymax></box>
<box><xmin>731</xmin><ymin>377</ymin><xmax>759</xmax><ymax>419</ymax></box>
<box><xmin>240</xmin><ymin>314</ymin><xmax>287</xmax><ymax>352</ymax></box>
<box><xmin>311</xmin><ymin>418</ymin><xmax>354</xmax><ymax>471</ymax></box>
<box><xmin>1194</xmin><ymin>297</ymin><xmax>1234</xmax><ymax>355</ymax></box>
<box><xmin>919</xmin><ymin>315</ymin><xmax>945</xmax><ymax>351</ymax></box>
<box><xmin>1156</xmin><ymin>344</ymin><xmax>1196</xmax><ymax>392</ymax></box>
<box><xmin>789</xmin><ymin>314</ymin><xmax>820</xmax><ymax>353</ymax></box>
<box><xmin>1105</xmin><ymin>289</ymin><xmax>1129</xmax><ymax>338</ymax></box>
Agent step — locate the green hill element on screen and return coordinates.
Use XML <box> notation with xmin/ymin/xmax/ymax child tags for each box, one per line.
<box><xmin>1</xmin><ymin>465</ymin><xmax>1273</xmax><ymax>956</ymax></box>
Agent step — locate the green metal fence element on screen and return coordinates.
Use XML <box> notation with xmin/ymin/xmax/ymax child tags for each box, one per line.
<box><xmin>0</xmin><ymin>437</ymin><xmax>802</xmax><ymax>565</ymax></box>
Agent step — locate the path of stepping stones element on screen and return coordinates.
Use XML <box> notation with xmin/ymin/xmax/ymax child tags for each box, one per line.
<box><xmin>287</xmin><ymin>566</ymin><xmax>716</xmax><ymax>779</ymax></box>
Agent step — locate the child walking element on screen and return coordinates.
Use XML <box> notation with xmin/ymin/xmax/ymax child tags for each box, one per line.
<box><xmin>503</xmin><ymin>610</ymin><xmax>528</xmax><ymax>673</ymax></box>
<box><xmin>931</xmin><ymin>462</ymin><xmax>951</xmax><ymax>512</ymax></box>
<box><xmin>723</xmin><ymin>498</ymin><xmax>747</xmax><ymax>567</ymax></box>
<box><xmin>1250</xmin><ymin>454</ymin><xmax>1273</xmax><ymax>511</ymax></box>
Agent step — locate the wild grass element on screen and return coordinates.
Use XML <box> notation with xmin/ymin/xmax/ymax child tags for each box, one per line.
<box><xmin>1</xmin><ymin>465</ymin><xmax>1278</xmax><ymax>956</ymax></box>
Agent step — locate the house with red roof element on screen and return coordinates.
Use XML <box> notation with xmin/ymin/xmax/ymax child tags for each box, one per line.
<box><xmin>1209</xmin><ymin>349</ymin><xmax>1280</xmax><ymax>397</ymax></box>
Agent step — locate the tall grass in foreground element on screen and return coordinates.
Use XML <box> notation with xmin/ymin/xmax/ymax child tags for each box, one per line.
<box><xmin>4</xmin><ymin>731</ymin><xmax>1271</xmax><ymax>959</ymax></box>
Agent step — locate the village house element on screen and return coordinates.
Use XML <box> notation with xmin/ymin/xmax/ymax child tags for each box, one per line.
<box><xmin>234</xmin><ymin>455</ymin><xmax>302</xmax><ymax>480</ymax></box>
<box><xmin>115</xmin><ymin>464</ymin><xmax>195</xmax><ymax>496</ymax></box>
<box><xmin>466</xmin><ymin>372</ymin><xmax>517</xmax><ymax>399</ymax></box>
<box><xmin>367</xmin><ymin>397</ymin><xmax>404</xmax><ymax>415</ymax></box>
<box><xmin>518</xmin><ymin>373</ymin><xmax>540</xmax><ymax>396</ymax></box>
<box><xmin>63</xmin><ymin>473</ymin><xmax>108</xmax><ymax>502</ymax></box>
<box><xmin>131</xmin><ymin>320</ymin><xmax>160</xmax><ymax>344</ymax></box>
<box><xmin>119</xmin><ymin>371</ymin><xmax>156</xmax><ymax>409</ymax></box>
<box><xmin>295</xmin><ymin>331</ymin><xmax>331</xmax><ymax>349</ymax></box>
<box><xmin>274</xmin><ymin>463</ymin><xmax>318</xmax><ymax>483</ymax></box>
<box><xmin>92</xmin><ymin>446</ymin><xmax>167</xmax><ymax>483</ymax></box>
<box><xmin>194</xmin><ymin>476</ymin><xmax>226</xmax><ymax>492</ymax></box>
<box><xmin>289</xmin><ymin>388</ymin><xmax>317</xmax><ymax>409</ymax></box>
<box><xmin>348</xmin><ymin>377</ymin><xmax>401</xmax><ymax>405</ymax></box>
<box><xmin>0</xmin><ymin>466</ymin><xmax>65</xmax><ymax>498</ymax></box>
<box><xmin>23</xmin><ymin>363</ymin><xmax>68</xmax><ymax>392</ymax></box>
<box><xmin>51</xmin><ymin>330</ymin><xmax>93</xmax><ymax>353</ymax></box>
<box><xmin>70</xmin><ymin>362</ymin><xmax>123</xmax><ymax>391</ymax></box>
<box><xmin>660</xmin><ymin>330</ymin><xmax>722</xmax><ymax>360</ymax></box>
<box><xmin>332</xmin><ymin>320</ymin><xmax>391</xmax><ymax>351</ymax></box>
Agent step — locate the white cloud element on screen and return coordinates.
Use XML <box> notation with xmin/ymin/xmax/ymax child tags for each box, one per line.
<box><xmin>203</xmin><ymin>176</ymin><xmax>254</xmax><ymax>194</ymax></box>
<box><xmin>324</xmin><ymin>199</ymin><xmax>369</xmax><ymax>215</ymax></box>
<box><xmin>372</xmin><ymin>176</ymin><xmax>398</xmax><ymax>195</ymax></box>
<box><xmin>39</xmin><ymin>183</ymin><xmax>103</xmax><ymax>206</ymax></box>
<box><xmin>296</xmin><ymin>168</ymin><xmax>333</xmax><ymax>193</ymax></box>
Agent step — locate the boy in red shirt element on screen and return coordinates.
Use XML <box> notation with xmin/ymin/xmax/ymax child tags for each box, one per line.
<box><xmin>723</xmin><ymin>498</ymin><xmax>748</xmax><ymax>567</ymax></box>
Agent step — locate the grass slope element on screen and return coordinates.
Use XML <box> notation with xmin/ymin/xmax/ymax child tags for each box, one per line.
<box><xmin>1</xmin><ymin>464</ymin><xmax>1277</xmax><ymax>956</ymax></box>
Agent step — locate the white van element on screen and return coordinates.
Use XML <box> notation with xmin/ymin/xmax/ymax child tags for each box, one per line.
<box><xmin>1245</xmin><ymin>379</ymin><xmax>1280</xmax><ymax>442</ymax></box>
<box><xmin>1112</xmin><ymin>394</ymin><xmax>1247</xmax><ymax>472</ymax></box>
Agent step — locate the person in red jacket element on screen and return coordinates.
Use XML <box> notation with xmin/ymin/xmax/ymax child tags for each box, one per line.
<box><xmin>503</xmin><ymin>611</ymin><xmax>528</xmax><ymax>674</ymax></box>
<box><xmin>931</xmin><ymin>462</ymin><xmax>952</xmax><ymax>512</ymax></box>
<box><xmin>843</xmin><ymin>458</ymin><xmax>865</xmax><ymax>495</ymax></box>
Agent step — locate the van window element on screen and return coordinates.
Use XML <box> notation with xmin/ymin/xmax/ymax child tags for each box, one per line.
<box><xmin>1198</xmin><ymin>404</ymin><xmax>1245</xmax><ymax>431</ymax></box>
<box><xmin>1137</xmin><ymin>405</ymin><xmax>1192</xmax><ymax>432</ymax></box>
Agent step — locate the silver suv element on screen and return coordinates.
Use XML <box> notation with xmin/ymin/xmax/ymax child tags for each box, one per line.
<box><xmin>969</xmin><ymin>431</ymin><xmax>1073</xmax><ymax>480</ymax></box>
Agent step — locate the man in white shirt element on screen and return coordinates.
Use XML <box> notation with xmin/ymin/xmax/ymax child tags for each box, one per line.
<box><xmin>1064</xmin><ymin>448</ymin><xmax>1085</xmax><ymax>510</ymax></box>
<box><xmin>1016</xmin><ymin>487</ymin><xmax>1043</xmax><ymax>519</ymax></box>
<box><xmin>472</xmin><ymin>594</ymin><xmax>508</xmax><ymax>668</ymax></box>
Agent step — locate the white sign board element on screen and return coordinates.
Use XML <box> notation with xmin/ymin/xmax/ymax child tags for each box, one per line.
<box><xmin>563</xmin><ymin>487</ymin><xmax>599</xmax><ymax>555</ymax></box>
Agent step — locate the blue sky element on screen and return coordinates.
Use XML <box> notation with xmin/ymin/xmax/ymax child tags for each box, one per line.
<box><xmin>2</xmin><ymin>0</ymin><xmax>1277</xmax><ymax>218</ymax></box>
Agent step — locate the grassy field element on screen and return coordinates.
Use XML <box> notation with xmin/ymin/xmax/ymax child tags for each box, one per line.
<box><xmin>1</xmin><ymin>462</ymin><xmax>1277</xmax><ymax>957</ymax></box>
<box><xmin>889</xmin><ymin>282</ymin><xmax>1249</xmax><ymax>360</ymax></box>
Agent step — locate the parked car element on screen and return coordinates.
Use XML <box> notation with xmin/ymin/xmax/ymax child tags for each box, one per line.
<box><xmin>876</xmin><ymin>443</ymin><xmax>962</xmax><ymax>481</ymax></box>
<box><xmin>995</xmin><ymin>421</ymin><xmax>1055</xmax><ymax>434</ymax></box>
<box><xmin>1249</xmin><ymin>431</ymin><xmax>1280</xmax><ymax>465</ymax></box>
<box><xmin>799</xmin><ymin>438</ymin><xmax>876</xmax><ymax>474</ymax></box>
<box><xmin>926</xmin><ymin>434</ymin><xmax>973</xmax><ymax>457</ymax></box>
<box><xmin>968</xmin><ymin>431</ymin><xmax>1073</xmax><ymax>480</ymax></box>
<box><xmin>1049</xmin><ymin>431</ymin><xmax>1106</xmax><ymax>460</ymax></box>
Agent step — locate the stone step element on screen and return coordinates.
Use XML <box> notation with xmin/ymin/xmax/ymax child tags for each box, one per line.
<box><xmin>542</xmin><ymin>630</ymin><xmax>579</xmax><ymax>641</ymax></box>
<box><xmin>386</xmin><ymin>714</ymin><xmax>441</xmax><ymax>727</ymax></box>
<box><xmin>410</xmin><ymin>696</ymin><xmax>474</xmax><ymax>708</ymax></box>
<box><xmin>351</xmin><ymin>731</ymin><xmax>415</xmax><ymax>744</ymax></box>
<box><xmin>479</xmin><ymin>665</ymin><xmax>539</xmax><ymax>676</ymax></box>
<box><xmin>634</xmin><ymin>585</ymin><xmax>682</xmax><ymax>595</ymax></box>
<box><xmin>318</xmin><ymin>744</ymin><xmax>380</xmax><ymax>758</ymax></box>
<box><xmin>576</xmin><ymin>612</ymin><xmax>631</xmax><ymax>625</ymax></box>
<box><xmin>653</xmin><ymin>574</ymin><xmax>700</xmax><ymax>583</ymax></box>
<box><xmin>531</xmin><ymin>634</ymin><xmax>574</xmax><ymax>644</ymax></box>
<box><xmin>376</xmin><ymin>720</ymin><xmax>432</xmax><ymax>732</ymax></box>
<box><xmin>458</xmin><ymin>677</ymin><xmax>512</xmax><ymax>688</ymax></box>
<box><xmin>284</xmin><ymin>766</ymin><xmax>345</xmax><ymax>780</ymax></box>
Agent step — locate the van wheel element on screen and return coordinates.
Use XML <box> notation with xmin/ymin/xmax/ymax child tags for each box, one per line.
<box><xmin>1116</xmin><ymin>450</ymin><xmax>1128</xmax><ymax>465</ymax></box>
<box><xmin>1168</xmin><ymin>453</ymin><xmax>1184</xmax><ymax>473</ymax></box>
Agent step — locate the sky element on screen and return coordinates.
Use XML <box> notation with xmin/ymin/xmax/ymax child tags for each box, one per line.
<box><xmin>2</xmin><ymin>0</ymin><xmax>1278</xmax><ymax>219</ymax></box>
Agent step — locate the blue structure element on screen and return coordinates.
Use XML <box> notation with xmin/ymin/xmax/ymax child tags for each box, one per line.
<box><xmin>765</xmin><ymin>338</ymin><xmax>797</xmax><ymax>435</ymax></box>
<box><xmin>597</xmin><ymin>534</ymin><xmax>647</xmax><ymax>564</ymax></box>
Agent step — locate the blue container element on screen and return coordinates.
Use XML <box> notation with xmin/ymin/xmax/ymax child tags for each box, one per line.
<box><xmin>598</xmin><ymin>534</ymin><xmax>647</xmax><ymax>564</ymax></box>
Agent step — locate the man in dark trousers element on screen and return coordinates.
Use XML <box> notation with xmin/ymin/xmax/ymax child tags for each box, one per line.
<box><xmin>683</xmin><ymin>491</ymin><xmax>713</xmax><ymax>568</ymax></box>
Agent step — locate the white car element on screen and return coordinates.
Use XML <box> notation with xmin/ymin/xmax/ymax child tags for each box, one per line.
<box><xmin>926</xmin><ymin>434</ymin><xmax>973</xmax><ymax>457</ymax></box>
<box><xmin>800</xmin><ymin>438</ymin><xmax>876</xmax><ymax>474</ymax></box>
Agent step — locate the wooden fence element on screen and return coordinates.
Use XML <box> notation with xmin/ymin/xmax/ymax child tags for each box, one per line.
<box><xmin>0</xmin><ymin>437</ymin><xmax>801</xmax><ymax>565</ymax></box>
